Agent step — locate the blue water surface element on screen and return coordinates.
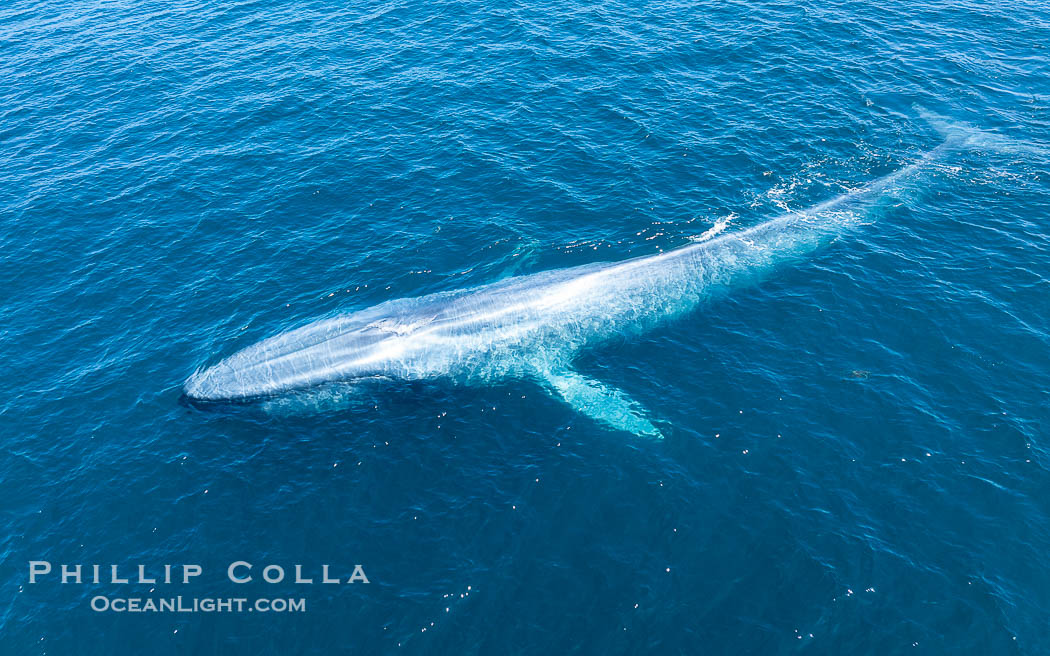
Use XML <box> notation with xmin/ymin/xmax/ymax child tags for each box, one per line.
<box><xmin>2</xmin><ymin>0</ymin><xmax>1050</xmax><ymax>653</ymax></box>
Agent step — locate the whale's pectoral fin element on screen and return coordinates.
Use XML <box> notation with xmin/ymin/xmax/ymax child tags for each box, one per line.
<box><xmin>543</xmin><ymin>369</ymin><xmax>663</xmax><ymax>439</ymax></box>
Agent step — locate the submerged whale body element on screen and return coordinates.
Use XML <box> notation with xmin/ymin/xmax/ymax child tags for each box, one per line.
<box><xmin>184</xmin><ymin>130</ymin><xmax>980</xmax><ymax>436</ymax></box>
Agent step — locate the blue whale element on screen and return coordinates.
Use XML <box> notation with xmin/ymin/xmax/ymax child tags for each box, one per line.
<box><xmin>184</xmin><ymin>131</ymin><xmax>979</xmax><ymax>436</ymax></box>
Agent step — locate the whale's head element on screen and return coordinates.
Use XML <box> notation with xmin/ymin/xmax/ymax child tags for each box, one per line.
<box><xmin>182</xmin><ymin>314</ymin><xmax>409</xmax><ymax>404</ymax></box>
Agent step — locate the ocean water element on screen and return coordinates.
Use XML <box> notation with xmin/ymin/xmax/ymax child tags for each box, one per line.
<box><xmin>3</xmin><ymin>0</ymin><xmax>1050</xmax><ymax>653</ymax></box>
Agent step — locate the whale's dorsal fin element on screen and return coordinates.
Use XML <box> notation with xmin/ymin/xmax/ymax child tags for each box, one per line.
<box><xmin>542</xmin><ymin>368</ymin><xmax>663</xmax><ymax>439</ymax></box>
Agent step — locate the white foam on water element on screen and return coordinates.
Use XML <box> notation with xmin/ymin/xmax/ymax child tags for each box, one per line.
<box><xmin>689</xmin><ymin>213</ymin><xmax>735</xmax><ymax>243</ymax></box>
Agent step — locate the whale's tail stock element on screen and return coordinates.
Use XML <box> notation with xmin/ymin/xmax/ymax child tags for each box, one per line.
<box><xmin>916</xmin><ymin>106</ymin><xmax>1048</xmax><ymax>158</ymax></box>
<box><xmin>541</xmin><ymin>112</ymin><xmax>1043</xmax><ymax>440</ymax></box>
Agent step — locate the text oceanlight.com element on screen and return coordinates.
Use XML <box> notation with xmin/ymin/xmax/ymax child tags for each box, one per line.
<box><xmin>90</xmin><ymin>596</ymin><xmax>306</xmax><ymax>613</ymax></box>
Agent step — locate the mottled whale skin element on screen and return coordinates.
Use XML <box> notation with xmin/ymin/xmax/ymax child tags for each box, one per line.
<box><xmin>184</xmin><ymin>135</ymin><xmax>970</xmax><ymax>436</ymax></box>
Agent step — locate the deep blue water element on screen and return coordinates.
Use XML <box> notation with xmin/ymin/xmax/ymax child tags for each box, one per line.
<box><xmin>3</xmin><ymin>0</ymin><xmax>1050</xmax><ymax>653</ymax></box>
